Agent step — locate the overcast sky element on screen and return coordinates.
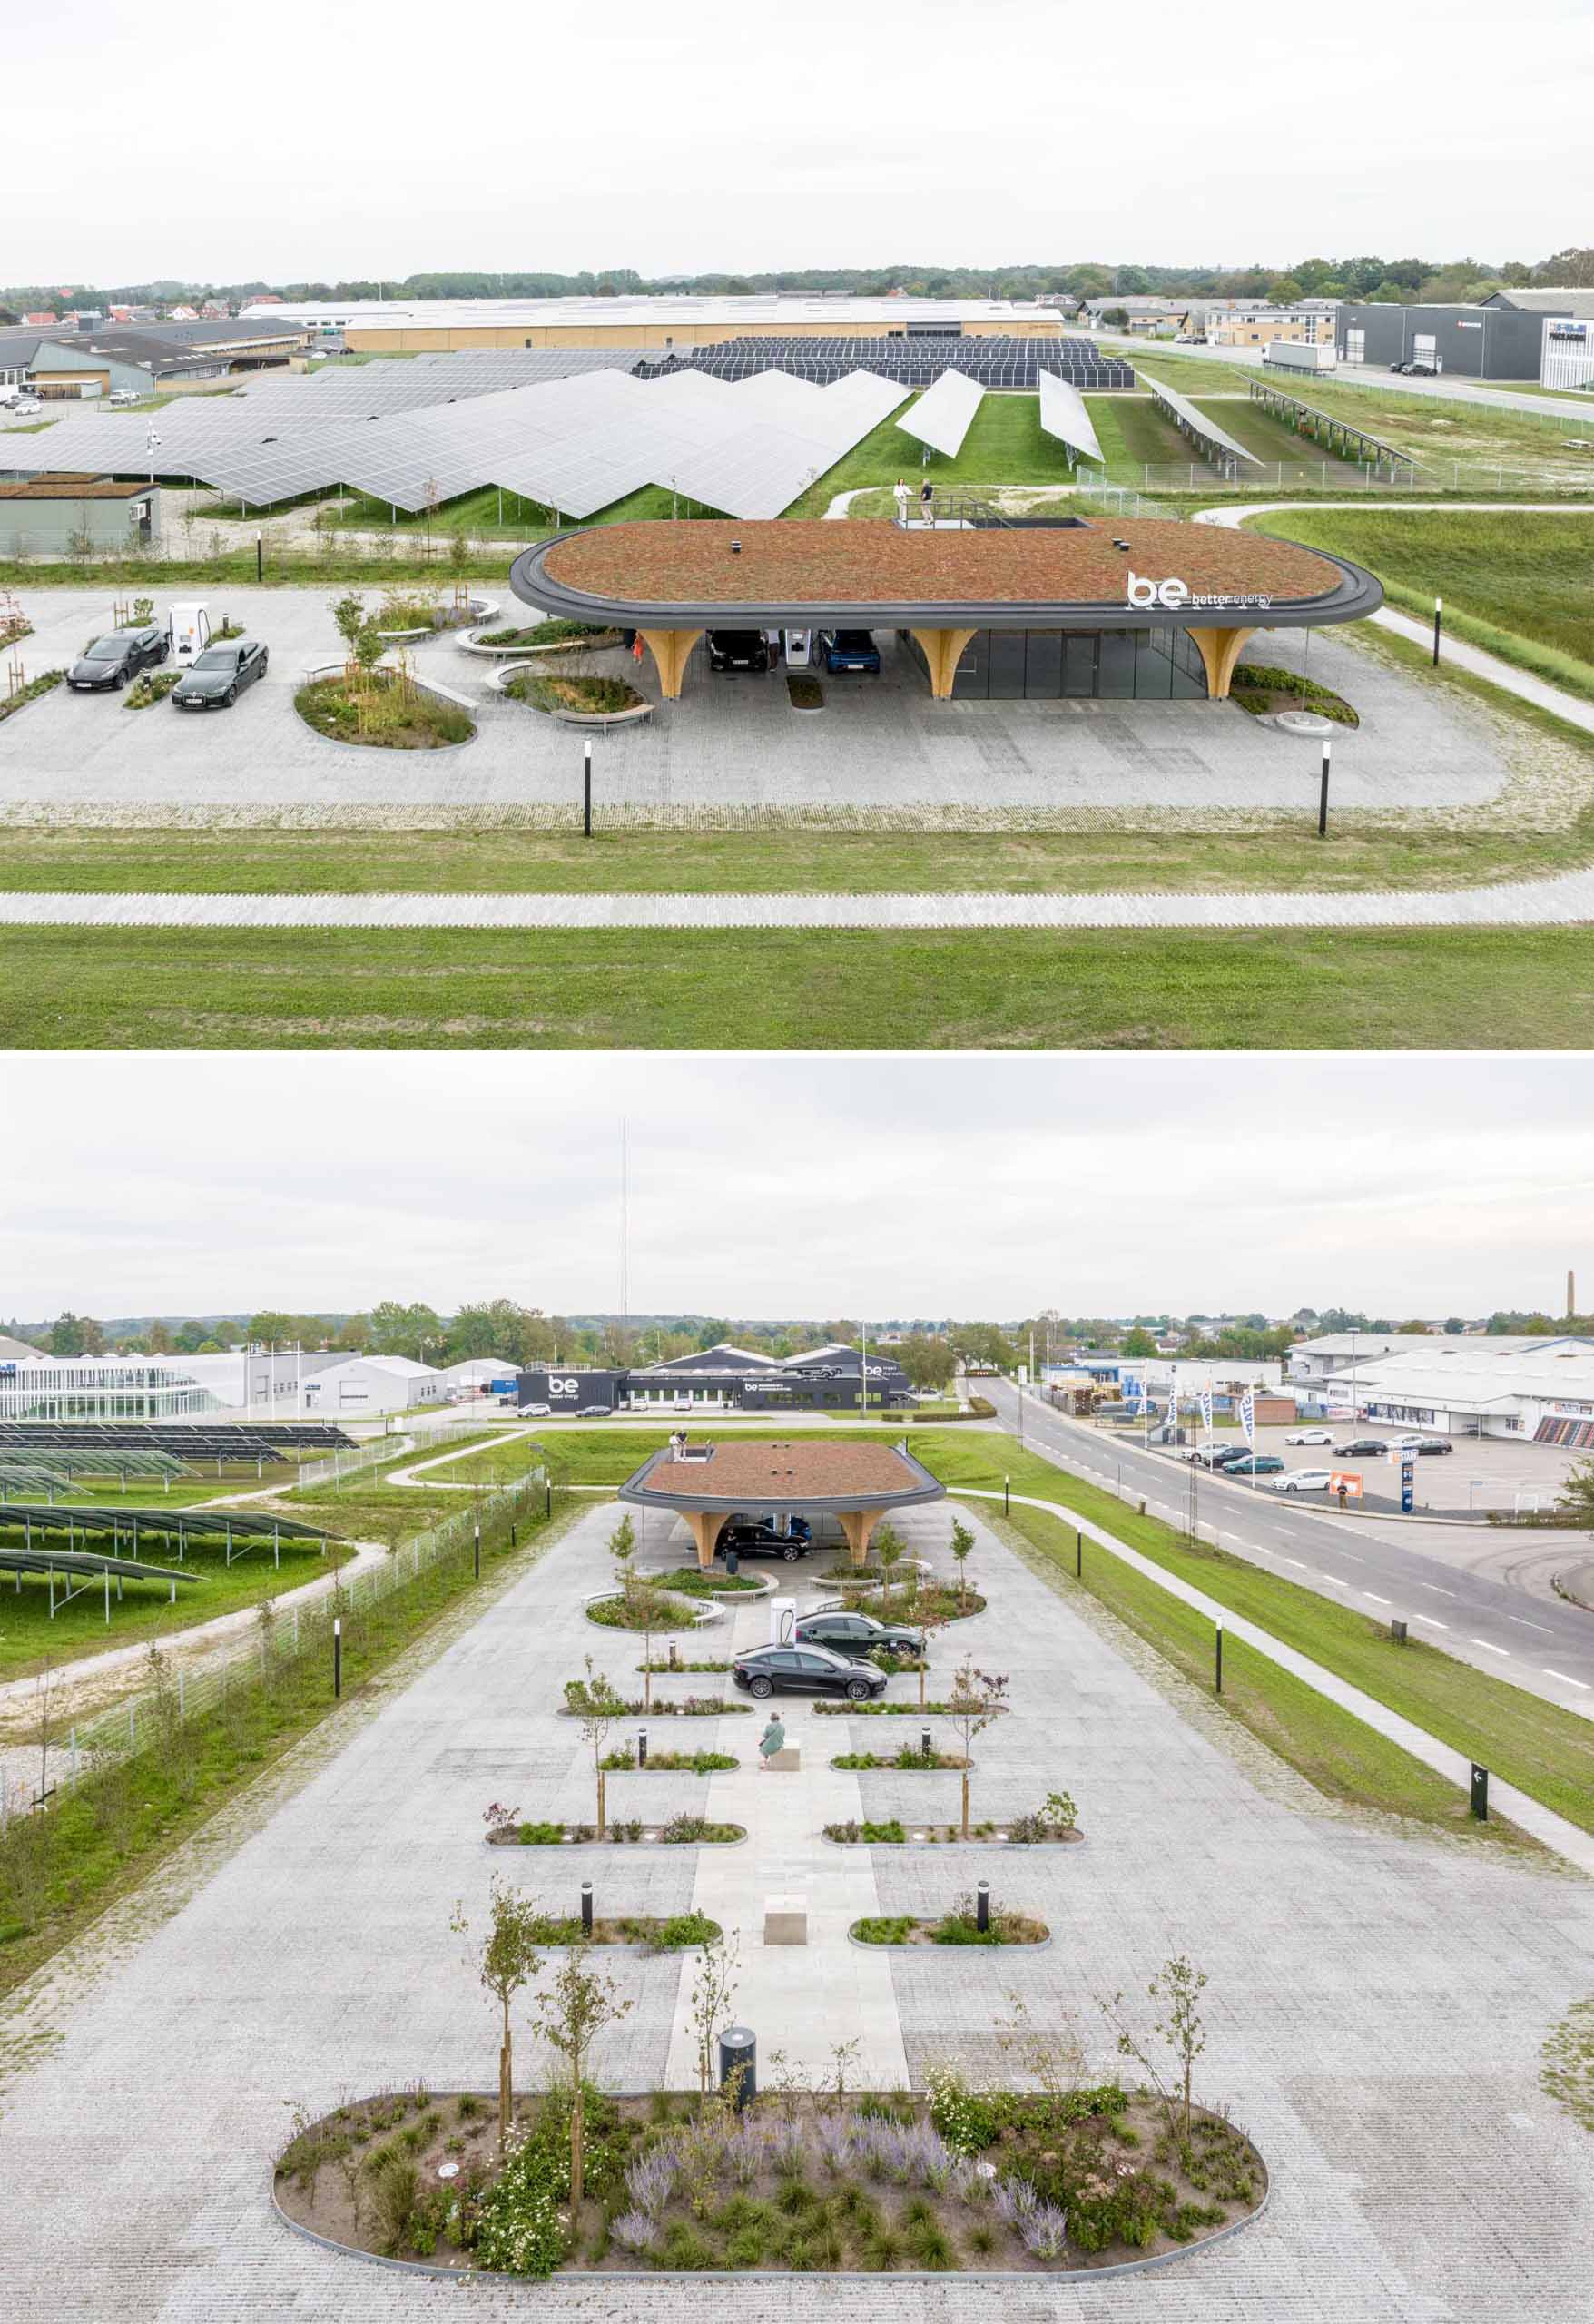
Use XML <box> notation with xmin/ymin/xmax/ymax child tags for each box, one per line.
<box><xmin>2</xmin><ymin>1054</ymin><xmax>1589</xmax><ymax>1321</ymax></box>
<box><xmin>5</xmin><ymin>0</ymin><xmax>1588</xmax><ymax>284</ymax></box>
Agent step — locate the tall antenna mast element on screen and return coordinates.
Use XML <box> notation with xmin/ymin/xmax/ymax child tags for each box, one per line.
<box><xmin>619</xmin><ymin>1117</ymin><xmax>629</xmax><ymax>1354</ymax></box>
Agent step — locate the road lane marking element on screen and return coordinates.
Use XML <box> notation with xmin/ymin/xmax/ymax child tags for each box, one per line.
<box><xmin>1420</xmin><ymin>1583</ymin><xmax>1457</xmax><ymax>1597</ymax></box>
<box><xmin>1281</xmin><ymin>1558</ymin><xmax>1307</xmax><ymax>1569</ymax></box>
<box><xmin>1471</xmin><ymin>1638</ymin><xmax>1510</xmax><ymax>1655</ymax></box>
<box><xmin>1545</xmin><ymin>1669</ymin><xmax>1590</xmax><ymax>1689</ymax></box>
<box><xmin>1422</xmin><ymin>1618</ymin><xmax>1449</xmax><ymax>1629</ymax></box>
<box><xmin>1508</xmin><ymin>1616</ymin><xmax>1554</xmax><ymax>1634</ymax></box>
<box><xmin>1363</xmin><ymin>1592</ymin><xmax>1392</xmax><ymax>1605</ymax></box>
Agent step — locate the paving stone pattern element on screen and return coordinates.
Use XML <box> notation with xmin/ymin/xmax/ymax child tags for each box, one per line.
<box><xmin>2</xmin><ymin>1498</ymin><xmax>1592</xmax><ymax>2320</ymax></box>
<box><xmin>1</xmin><ymin>584</ymin><xmax>1510</xmax><ymax>818</ymax></box>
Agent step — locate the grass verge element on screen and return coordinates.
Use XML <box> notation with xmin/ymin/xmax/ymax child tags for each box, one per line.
<box><xmin>5</xmin><ymin>922</ymin><xmax>1594</xmax><ymax>1048</ymax></box>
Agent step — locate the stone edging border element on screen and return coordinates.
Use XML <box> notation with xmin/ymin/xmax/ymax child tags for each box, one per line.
<box><xmin>845</xmin><ymin>1923</ymin><xmax>1053</xmax><ymax>1953</ymax></box>
<box><xmin>458</xmin><ymin>625</ymin><xmax>623</xmax><ymax>658</ymax></box>
<box><xmin>487</xmin><ymin>661</ymin><xmax>652</xmax><ymax>725</ymax></box>
<box><xmin>484</xmin><ymin>1826</ymin><xmax>749</xmax><ymax>1849</ymax></box>
<box><xmin>821</xmin><ymin>1829</ymin><xmax>1086</xmax><ymax>1852</ymax></box>
<box><xmin>293</xmin><ymin>660</ymin><xmax>477</xmax><ymax>752</ymax></box>
<box><xmin>270</xmin><ymin>2142</ymin><xmax>1269</xmax><ymax>2285</ymax></box>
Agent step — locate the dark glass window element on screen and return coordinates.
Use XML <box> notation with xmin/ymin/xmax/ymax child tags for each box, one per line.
<box><xmin>1098</xmin><ymin>630</ymin><xmax>1137</xmax><ymax>699</ymax></box>
<box><xmin>1025</xmin><ymin>630</ymin><xmax>1063</xmax><ymax>695</ymax></box>
<box><xmin>1064</xmin><ymin>633</ymin><xmax>1097</xmax><ymax>696</ymax></box>
<box><xmin>987</xmin><ymin>630</ymin><xmax>1027</xmax><ymax>700</ymax></box>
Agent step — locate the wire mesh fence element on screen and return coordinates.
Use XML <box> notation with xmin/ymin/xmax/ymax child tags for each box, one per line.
<box><xmin>1</xmin><ymin>1463</ymin><xmax>550</xmax><ymax>1827</ymax></box>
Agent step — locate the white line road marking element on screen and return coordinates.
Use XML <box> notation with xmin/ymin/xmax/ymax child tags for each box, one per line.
<box><xmin>1363</xmin><ymin>1592</ymin><xmax>1392</xmax><ymax>1605</ymax></box>
<box><xmin>1420</xmin><ymin>1583</ymin><xmax>1457</xmax><ymax>1597</ymax></box>
<box><xmin>1508</xmin><ymin>1616</ymin><xmax>1554</xmax><ymax>1634</ymax></box>
<box><xmin>1335</xmin><ymin>1552</ymin><xmax>1366</xmax><ymax>1564</ymax></box>
<box><xmin>1545</xmin><ymin>1669</ymin><xmax>1590</xmax><ymax>1689</ymax></box>
<box><xmin>1281</xmin><ymin>1558</ymin><xmax>1307</xmax><ymax>1569</ymax></box>
<box><xmin>1471</xmin><ymin>1638</ymin><xmax>1511</xmax><ymax>1656</ymax></box>
<box><xmin>1422</xmin><ymin>1618</ymin><xmax>1450</xmax><ymax>1630</ymax></box>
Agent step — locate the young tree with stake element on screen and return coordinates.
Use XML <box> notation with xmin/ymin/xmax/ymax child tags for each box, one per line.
<box><xmin>609</xmin><ymin>1513</ymin><xmax>637</xmax><ymax>1606</ymax></box>
<box><xmin>565</xmin><ymin>1657</ymin><xmax>625</xmax><ymax>1837</ymax></box>
<box><xmin>947</xmin><ymin>1655</ymin><xmax>1008</xmax><ymax>1837</ymax></box>
<box><xmin>950</xmin><ymin>1517</ymin><xmax>976</xmax><ymax>1612</ymax></box>
<box><xmin>689</xmin><ymin>1926</ymin><xmax>741</xmax><ymax>2102</ymax></box>
<box><xmin>450</xmin><ymin>1876</ymin><xmax>545</xmax><ymax>2161</ymax></box>
<box><xmin>535</xmin><ymin>1951</ymin><xmax>632</xmax><ymax>2212</ymax></box>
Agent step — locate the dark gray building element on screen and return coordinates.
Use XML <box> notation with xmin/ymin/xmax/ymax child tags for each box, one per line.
<box><xmin>517</xmin><ymin>1340</ymin><xmax>916</xmax><ymax>1416</ymax></box>
<box><xmin>1335</xmin><ymin>300</ymin><xmax>1559</xmax><ymax>379</ymax></box>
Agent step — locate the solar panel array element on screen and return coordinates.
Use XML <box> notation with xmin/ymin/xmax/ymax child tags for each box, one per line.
<box><xmin>1143</xmin><ymin>376</ymin><xmax>1262</xmax><ymax>473</ymax></box>
<box><xmin>1036</xmin><ymin>370</ymin><xmax>1107</xmax><ymax>468</ymax></box>
<box><xmin>0</xmin><ymin>362</ymin><xmax>910</xmax><ymax>519</ymax></box>
<box><xmin>635</xmin><ymin>335</ymin><xmax>1136</xmax><ymax>390</ymax></box>
<box><xmin>896</xmin><ymin>370</ymin><xmax>985</xmax><ymax>459</ymax></box>
<box><xmin>0</xmin><ymin>1421</ymin><xmax>352</xmax><ymax>1453</ymax></box>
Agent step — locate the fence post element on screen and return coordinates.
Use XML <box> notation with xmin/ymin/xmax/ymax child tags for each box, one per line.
<box><xmin>129</xmin><ymin>1701</ymin><xmax>136</xmax><ymax>1748</ymax></box>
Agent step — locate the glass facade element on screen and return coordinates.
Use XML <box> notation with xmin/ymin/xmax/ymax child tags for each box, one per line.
<box><xmin>905</xmin><ymin>626</ymin><xmax>1210</xmax><ymax>701</ymax></box>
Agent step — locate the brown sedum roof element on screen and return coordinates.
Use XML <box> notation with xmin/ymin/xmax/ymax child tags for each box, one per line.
<box><xmin>638</xmin><ymin>1440</ymin><xmax>924</xmax><ymax>1502</ymax></box>
<box><xmin>543</xmin><ymin>517</ymin><xmax>1343</xmax><ymax>609</ymax></box>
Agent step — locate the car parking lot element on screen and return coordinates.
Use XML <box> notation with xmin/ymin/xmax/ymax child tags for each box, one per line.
<box><xmin>1163</xmin><ymin>1417</ymin><xmax>1584</xmax><ymax>1513</ymax></box>
<box><xmin>0</xmin><ymin>584</ymin><xmax>1518</xmax><ymax>822</ymax></box>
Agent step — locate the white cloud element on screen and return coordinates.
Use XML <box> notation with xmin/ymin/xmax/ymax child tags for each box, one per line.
<box><xmin>2</xmin><ymin>0</ymin><xmax>1585</xmax><ymax>278</ymax></box>
<box><xmin>2</xmin><ymin>1053</ymin><xmax>1590</xmax><ymax>1319</ymax></box>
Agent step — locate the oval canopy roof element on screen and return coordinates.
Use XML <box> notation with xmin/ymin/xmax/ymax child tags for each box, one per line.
<box><xmin>617</xmin><ymin>1438</ymin><xmax>946</xmax><ymax>1517</ymax></box>
<box><xmin>513</xmin><ymin>517</ymin><xmax>1382</xmax><ymax>633</ymax></box>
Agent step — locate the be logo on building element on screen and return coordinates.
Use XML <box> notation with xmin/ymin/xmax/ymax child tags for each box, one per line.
<box><xmin>1126</xmin><ymin>571</ymin><xmax>1190</xmax><ymax>611</ymax></box>
<box><xmin>548</xmin><ymin>1375</ymin><xmax>580</xmax><ymax>1395</ymax></box>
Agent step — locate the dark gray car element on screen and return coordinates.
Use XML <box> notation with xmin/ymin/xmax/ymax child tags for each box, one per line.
<box><xmin>794</xmin><ymin>1609</ymin><xmax>924</xmax><ymax>1659</ymax></box>
<box><xmin>68</xmin><ymin>624</ymin><xmax>169</xmax><ymax>691</ymax></box>
<box><xmin>172</xmin><ymin>638</ymin><xmax>268</xmax><ymax>708</ymax></box>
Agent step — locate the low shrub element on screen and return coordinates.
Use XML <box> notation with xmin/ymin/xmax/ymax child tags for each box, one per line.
<box><xmin>124</xmin><ymin>669</ymin><xmax>179</xmax><ymax>708</ymax></box>
<box><xmin>852</xmin><ymin>1914</ymin><xmax>917</xmax><ymax>1945</ymax></box>
<box><xmin>0</xmin><ymin>668</ymin><xmax>64</xmax><ymax>723</ymax></box>
<box><xmin>599</xmin><ymin>1748</ymin><xmax>737</xmax><ymax>1773</ymax></box>
<box><xmin>477</xmin><ymin>618</ymin><xmax>611</xmax><ymax>648</ymax></box>
<box><xmin>657</xmin><ymin>1813</ymin><xmax>741</xmax><ymax>1844</ymax></box>
<box><xmin>505</xmin><ymin>669</ymin><xmax>645</xmax><ymax>715</ymax></box>
<box><xmin>586</xmin><ymin>1586</ymin><xmax>695</xmax><ymax>1632</ymax></box>
<box><xmin>823</xmin><ymin>1818</ymin><xmax>907</xmax><ymax>1845</ymax></box>
<box><xmin>471</xmin><ymin>2118</ymin><xmax>569</xmax><ymax>2276</ymax></box>
<box><xmin>295</xmin><ymin>673</ymin><xmax>474</xmax><ymax>750</ymax></box>
<box><xmin>785</xmin><ymin>672</ymin><xmax>823</xmax><ymax>709</ymax></box>
<box><xmin>1230</xmin><ymin>661</ymin><xmax>1358</xmax><ymax>726</ymax></box>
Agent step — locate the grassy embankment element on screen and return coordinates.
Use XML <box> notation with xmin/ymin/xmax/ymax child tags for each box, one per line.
<box><xmin>467</xmin><ymin>1424</ymin><xmax>1594</xmax><ymax>1846</ymax></box>
<box><xmin>1250</xmin><ymin>506</ymin><xmax>1594</xmax><ymax>705</ymax></box>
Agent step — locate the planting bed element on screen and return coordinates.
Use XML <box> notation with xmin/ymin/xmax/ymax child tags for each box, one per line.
<box><xmin>831</xmin><ymin>1748</ymin><xmax>968</xmax><ymax>1771</ymax></box>
<box><xmin>557</xmin><ymin>1694</ymin><xmax>751</xmax><ymax>1717</ymax></box>
<box><xmin>273</xmin><ymin>2083</ymin><xmax>1266</xmax><ymax>2278</ymax></box>
<box><xmin>486</xmin><ymin>1815</ymin><xmax>745</xmax><ymax>1846</ymax></box>
<box><xmin>824</xmin><ymin>1811</ymin><xmax>1082</xmax><ymax>1846</ymax></box>
<box><xmin>851</xmin><ymin>1904</ymin><xmax>1050</xmax><ymax>1946</ymax></box>
<box><xmin>294</xmin><ymin>671</ymin><xmax>475</xmax><ymax>750</ymax></box>
<box><xmin>599</xmin><ymin>1748</ymin><xmax>739</xmax><ymax>1772</ymax></box>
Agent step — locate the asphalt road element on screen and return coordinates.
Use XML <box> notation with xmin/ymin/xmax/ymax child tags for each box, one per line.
<box><xmin>984</xmin><ymin>1378</ymin><xmax>1594</xmax><ymax>1719</ymax></box>
<box><xmin>1087</xmin><ymin>331</ymin><xmax>1594</xmax><ymax>426</ymax></box>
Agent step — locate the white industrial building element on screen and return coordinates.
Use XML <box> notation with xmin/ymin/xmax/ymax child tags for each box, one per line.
<box><xmin>1287</xmin><ymin>1332</ymin><xmax>1477</xmax><ymax>1391</ymax></box>
<box><xmin>1319</xmin><ymin>1336</ymin><xmax>1594</xmax><ymax>1447</ymax></box>
<box><xmin>0</xmin><ymin>1346</ymin><xmax>512</xmax><ymax>1423</ymax></box>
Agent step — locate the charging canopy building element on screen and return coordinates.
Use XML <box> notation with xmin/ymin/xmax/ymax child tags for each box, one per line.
<box><xmin>617</xmin><ymin>1439</ymin><xmax>945</xmax><ymax>1570</ymax></box>
<box><xmin>510</xmin><ymin>516</ymin><xmax>1381</xmax><ymax>703</ymax></box>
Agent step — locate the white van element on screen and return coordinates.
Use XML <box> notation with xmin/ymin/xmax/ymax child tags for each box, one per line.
<box><xmin>169</xmin><ymin>603</ymin><xmax>212</xmax><ymax>662</ymax></box>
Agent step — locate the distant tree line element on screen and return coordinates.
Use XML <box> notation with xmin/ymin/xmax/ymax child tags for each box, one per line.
<box><xmin>6</xmin><ymin>247</ymin><xmax>1592</xmax><ymax>320</ymax></box>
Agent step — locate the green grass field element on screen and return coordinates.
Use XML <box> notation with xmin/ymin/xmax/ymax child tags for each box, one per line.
<box><xmin>1250</xmin><ymin>506</ymin><xmax>1594</xmax><ymax>703</ymax></box>
<box><xmin>5</xmin><ymin>921</ymin><xmax>1594</xmax><ymax>1049</ymax></box>
<box><xmin>507</xmin><ymin>1423</ymin><xmax>1579</xmax><ymax>1848</ymax></box>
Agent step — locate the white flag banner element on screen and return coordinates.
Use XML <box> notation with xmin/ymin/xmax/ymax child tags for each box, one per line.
<box><xmin>1200</xmin><ymin>1383</ymin><xmax>1214</xmax><ymax>1433</ymax></box>
<box><xmin>1239</xmin><ymin>1388</ymin><xmax>1256</xmax><ymax>1445</ymax></box>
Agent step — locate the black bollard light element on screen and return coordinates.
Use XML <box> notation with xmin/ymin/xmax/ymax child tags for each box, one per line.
<box><xmin>1003</xmin><ymin>1474</ymin><xmax>1009</xmax><ymax>1518</ymax></box>
<box><xmin>333</xmin><ymin>1615</ymin><xmax>342</xmax><ymax>1699</ymax></box>
<box><xmin>474</xmin><ymin>1521</ymin><xmax>481</xmax><ymax>1580</ymax></box>
<box><xmin>976</xmin><ymin>1880</ymin><xmax>990</xmax><ymax>1933</ymax></box>
<box><xmin>1432</xmin><ymin>595</ymin><xmax>1443</xmax><ymax>666</ymax></box>
<box><xmin>583</xmin><ymin>740</ymin><xmax>593</xmax><ymax>837</ymax></box>
<box><xmin>1317</xmin><ymin>734</ymin><xmax>1333</xmax><ymax>838</ymax></box>
<box><xmin>638</xmin><ymin>1727</ymin><xmax>648</xmax><ymax>1768</ymax></box>
<box><xmin>1215</xmin><ymin>1619</ymin><xmax>1224</xmax><ymax>1696</ymax></box>
<box><xmin>581</xmin><ymin>1880</ymin><xmax>594</xmax><ymax>1935</ymax></box>
<box><xmin>1076</xmin><ymin>1528</ymin><xmax>1083</xmax><ymax>1577</ymax></box>
<box><xmin>921</xmin><ymin>1727</ymin><xmax>931</xmax><ymax>1760</ymax></box>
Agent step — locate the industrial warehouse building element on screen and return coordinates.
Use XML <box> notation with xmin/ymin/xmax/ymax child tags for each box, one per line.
<box><xmin>1334</xmin><ymin>290</ymin><xmax>1594</xmax><ymax>383</ymax></box>
<box><xmin>517</xmin><ymin>1341</ymin><xmax>916</xmax><ymax>1415</ymax></box>
<box><xmin>0</xmin><ymin>316</ymin><xmax>306</xmax><ymax>401</ymax></box>
<box><xmin>1315</xmin><ymin>1337</ymin><xmax>1594</xmax><ymax>1447</ymax></box>
<box><xmin>240</xmin><ymin>294</ymin><xmax>1080</xmax><ymax>355</ymax></box>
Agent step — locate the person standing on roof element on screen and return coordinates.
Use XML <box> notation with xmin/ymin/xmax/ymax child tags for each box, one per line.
<box><xmin>892</xmin><ymin>478</ymin><xmax>910</xmax><ymax>527</ymax></box>
<box><xmin>920</xmin><ymin>478</ymin><xmax>934</xmax><ymax>526</ymax></box>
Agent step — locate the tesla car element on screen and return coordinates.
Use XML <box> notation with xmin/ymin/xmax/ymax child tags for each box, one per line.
<box><xmin>793</xmin><ymin>1608</ymin><xmax>925</xmax><ymax>1659</ymax></box>
<box><xmin>732</xmin><ymin>1643</ymin><xmax>886</xmax><ymax>1701</ymax></box>
<box><xmin>68</xmin><ymin>624</ymin><xmax>169</xmax><ymax>690</ymax></box>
